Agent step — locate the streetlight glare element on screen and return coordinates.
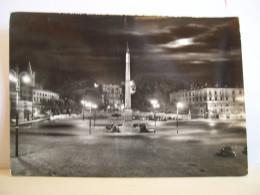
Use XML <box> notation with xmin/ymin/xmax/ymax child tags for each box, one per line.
<box><xmin>154</xmin><ymin>104</ymin><xmax>160</xmax><ymax>109</ymax></box>
<box><xmin>82</xmin><ymin>101</ymin><xmax>98</xmax><ymax>109</ymax></box>
<box><xmin>150</xmin><ymin>99</ymin><xmax>158</xmax><ymax>105</ymax></box>
<box><xmin>22</xmin><ymin>74</ymin><xmax>31</xmax><ymax>83</ymax></box>
<box><xmin>177</xmin><ymin>102</ymin><xmax>184</xmax><ymax>108</ymax></box>
<box><xmin>9</xmin><ymin>74</ymin><xmax>17</xmax><ymax>82</ymax></box>
<box><xmin>94</xmin><ymin>83</ymin><xmax>99</xmax><ymax>88</ymax></box>
<box><xmin>86</xmin><ymin>102</ymin><xmax>91</xmax><ymax>107</ymax></box>
<box><xmin>236</xmin><ymin>96</ymin><xmax>245</xmax><ymax>103</ymax></box>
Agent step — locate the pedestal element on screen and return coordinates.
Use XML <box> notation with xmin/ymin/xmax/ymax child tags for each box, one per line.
<box><xmin>122</xmin><ymin>109</ymin><xmax>133</xmax><ymax>133</ymax></box>
<box><xmin>124</xmin><ymin>109</ymin><xmax>133</xmax><ymax>121</ymax></box>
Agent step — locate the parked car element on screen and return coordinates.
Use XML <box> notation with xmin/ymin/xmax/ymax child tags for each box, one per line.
<box><xmin>132</xmin><ymin>116</ymin><xmax>140</xmax><ymax>120</ymax></box>
<box><xmin>217</xmin><ymin>146</ymin><xmax>236</xmax><ymax>157</ymax></box>
<box><xmin>139</xmin><ymin>124</ymin><xmax>156</xmax><ymax>133</ymax></box>
<box><xmin>111</xmin><ymin>113</ymin><xmax>121</xmax><ymax>117</ymax></box>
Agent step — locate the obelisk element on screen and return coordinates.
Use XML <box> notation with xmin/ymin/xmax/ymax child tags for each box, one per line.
<box><xmin>124</xmin><ymin>43</ymin><xmax>133</xmax><ymax>125</ymax></box>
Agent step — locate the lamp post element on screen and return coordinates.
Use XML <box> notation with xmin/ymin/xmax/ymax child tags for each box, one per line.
<box><xmin>176</xmin><ymin>102</ymin><xmax>183</xmax><ymax>134</ymax></box>
<box><xmin>81</xmin><ymin>100</ymin><xmax>86</xmax><ymax>121</ymax></box>
<box><xmin>81</xmin><ymin>100</ymin><xmax>97</xmax><ymax>134</ymax></box>
<box><xmin>150</xmin><ymin>99</ymin><xmax>160</xmax><ymax>127</ymax></box>
<box><xmin>31</xmin><ymin>71</ymin><xmax>35</xmax><ymax>120</ymax></box>
<box><xmin>92</xmin><ymin>104</ymin><xmax>97</xmax><ymax>127</ymax></box>
<box><xmin>86</xmin><ymin>102</ymin><xmax>92</xmax><ymax>130</ymax></box>
<box><xmin>9</xmin><ymin>67</ymin><xmax>31</xmax><ymax>157</ymax></box>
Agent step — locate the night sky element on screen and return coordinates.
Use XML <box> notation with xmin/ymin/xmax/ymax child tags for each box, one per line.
<box><xmin>10</xmin><ymin>13</ymin><xmax>244</xmax><ymax>93</ymax></box>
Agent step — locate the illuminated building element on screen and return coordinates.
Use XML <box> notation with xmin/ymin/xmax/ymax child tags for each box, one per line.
<box><xmin>170</xmin><ymin>87</ymin><xmax>245</xmax><ymax>119</ymax></box>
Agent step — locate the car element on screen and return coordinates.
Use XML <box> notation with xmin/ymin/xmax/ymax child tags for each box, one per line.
<box><xmin>111</xmin><ymin>113</ymin><xmax>121</xmax><ymax>117</ymax></box>
<box><xmin>133</xmin><ymin>123</ymin><xmax>139</xmax><ymax>128</ymax></box>
<box><xmin>217</xmin><ymin>146</ymin><xmax>236</xmax><ymax>157</ymax></box>
<box><xmin>132</xmin><ymin>116</ymin><xmax>140</xmax><ymax>120</ymax></box>
<box><xmin>139</xmin><ymin>124</ymin><xmax>156</xmax><ymax>133</ymax></box>
<box><xmin>148</xmin><ymin>116</ymin><xmax>154</xmax><ymax>120</ymax></box>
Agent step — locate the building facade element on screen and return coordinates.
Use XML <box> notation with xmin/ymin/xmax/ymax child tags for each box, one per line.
<box><xmin>32</xmin><ymin>88</ymin><xmax>60</xmax><ymax>117</ymax></box>
<box><xmin>10</xmin><ymin>87</ymin><xmax>60</xmax><ymax>121</ymax></box>
<box><xmin>170</xmin><ymin>87</ymin><xmax>245</xmax><ymax>119</ymax></box>
<box><xmin>33</xmin><ymin>88</ymin><xmax>59</xmax><ymax>103</ymax></box>
<box><xmin>102</xmin><ymin>84</ymin><xmax>123</xmax><ymax>110</ymax></box>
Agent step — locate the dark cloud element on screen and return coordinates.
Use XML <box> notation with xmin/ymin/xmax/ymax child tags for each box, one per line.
<box><xmin>10</xmin><ymin>13</ymin><xmax>244</xmax><ymax>92</ymax></box>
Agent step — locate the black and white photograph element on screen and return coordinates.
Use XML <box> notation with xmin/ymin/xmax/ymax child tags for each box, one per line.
<box><xmin>9</xmin><ymin>13</ymin><xmax>247</xmax><ymax>177</ymax></box>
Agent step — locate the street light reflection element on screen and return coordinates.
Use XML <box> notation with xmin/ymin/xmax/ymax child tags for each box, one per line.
<box><xmin>209</xmin><ymin>122</ymin><xmax>215</xmax><ymax>127</ymax></box>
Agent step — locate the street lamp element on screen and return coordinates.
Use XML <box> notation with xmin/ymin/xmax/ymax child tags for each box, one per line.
<box><xmin>81</xmin><ymin>100</ymin><xmax>98</xmax><ymax>134</ymax></box>
<box><xmin>176</xmin><ymin>102</ymin><xmax>184</xmax><ymax>134</ymax></box>
<box><xmin>9</xmin><ymin>67</ymin><xmax>32</xmax><ymax>157</ymax></box>
<box><xmin>94</xmin><ymin>82</ymin><xmax>99</xmax><ymax>88</ymax></box>
<box><xmin>92</xmin><ymin>104</ymin><xmax>97</xmax><ymax>127</ymax></box>
<box><xmin>150</xmin><ymin>99</ymin><xmax>160</xmax><ymax>127</ymax></box>
<box><xmin>81</xmin><ymin>100</ymin><xmax>86</xmax><ymax>121</ymax></box>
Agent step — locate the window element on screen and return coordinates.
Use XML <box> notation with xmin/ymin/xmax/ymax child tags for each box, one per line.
<box><xmin>209</xmin><ymin>97</ymin><xmax>212</xmax><ymax>101</ymax></box>
<box><xmin>226</xmin><ymin>97</ymin><xmax>228</xmax><ymax>101</ymax></box>
<box><xmin>215</xmin><ymin>97</ymin><xmax>217</xmax><ymax>100</ymax></box>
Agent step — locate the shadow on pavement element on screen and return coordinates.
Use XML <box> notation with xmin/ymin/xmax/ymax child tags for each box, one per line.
<box><xmin>37</xmin><ymin>124</ymin><xmax>76</xmax><ymax>129</ymax></box>
<box><xmin>11</xmin><ymin>131</ymin><xmax>77</xmax><ymax>137</ymax></box>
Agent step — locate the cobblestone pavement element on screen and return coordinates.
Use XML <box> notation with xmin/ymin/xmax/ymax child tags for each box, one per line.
<box><xmin>10</xmin><ymin>118</ymin><xmax>247</xmax><ymax>177</ymax></box>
